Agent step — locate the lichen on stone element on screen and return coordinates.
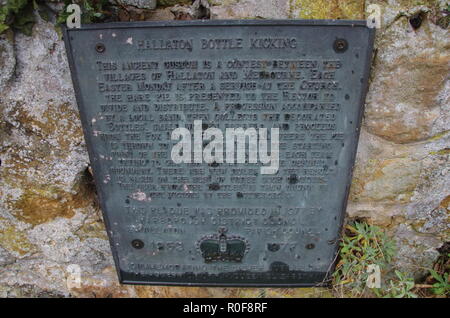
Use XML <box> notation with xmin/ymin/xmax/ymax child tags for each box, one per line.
<box><xmin>8</xmin><ymin>183</ymin><xmax>92</xmax><ymax>226</ymax></box>
<box><xmin>157</xmin><ymin>0</ymin><xmax>192</xmax><ymax>8</ymax></box>
<box><xmin>289</xmin><ymin>0</ymin><xmax>364</xmax><ymax>20</ymax></box>
<box><xmin>350</xmin><ymin>157</ymin><xmax>422</xmax><ymax>203</ymax></box>
<box><xmin>0</xmin><ymin>217</ymin><xmax>36</xmax><ymax>256</ymax></box>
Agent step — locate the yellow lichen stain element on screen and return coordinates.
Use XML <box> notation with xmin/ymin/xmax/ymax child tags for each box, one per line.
<box><xmin>349</xmin><ymin>158</ymin><xmax>419</xmax><ymax>203</ymax></box>
<box><xmin>0</xmin><ymin>218</ymin><xmax>36</xmax><ymax>256</ymax></box>
<box><xmin>135</xmin><ymin>283</ymin><xmax>335</xmax><ymax>298</ymax></box>
<box><xmin>209</xmin><ymin>0</ymin><xmax>240</xmax><ymax>6</ymax></box>
<box><xmin>75</xmin><ymin>214</ymin><xmax>108</xmax><ymax>241</ymax></box>
<box><xmin>134</xmin><ymin>285</ymin><xmax>240</xmax><ymax>298</ymax></box>
<box><xmin>2</xmin><ymin>102</ymin><xmax>84</xmax><ymax>183</ymax></box>
<box><xmin>427</xmin><ymin>130</ymin><xmax>450</xmax><ymax>142</ymax></box>
<box><xmin>429</xmin><ymin>148</ymin><xmax>450</xmax><ymax>156</ymax></box>
<box><xmin>157</xmin><ymin>0</ymin><xmax>192</xmax><ymax>8</ymax></box>
<box><xmin>8</xmin><ymin>181</ymin><xmax>93</xmax><ymax>226</ymax></box>
<box><xmin>349</xmin><ymin>158</ymin><xmax>384</xmax><ymax>202</ymax></box>
<box><xmin>365</xmin><ymin>17</ymin><xmax>450</xmax><ymax>144</ymax></box>
<box><xmin>73</xmin><ymin>281</ymin><xmax>335</xmax><ymax>298</ymax></box>
<box><xmin>290</xmin><ymin>0</ymin><xmax>364</xmax><ymax>20</ymax></box>
<box><xmin>68</xmin><ymin>267</ymin><xmax>135</xmax><ymax>298</ymax></box>
<box><xmin>440</xmin><ymin>195</ymin><xmax>450</xmax><ymax>212</ymax></box>
<box><xmin>136</xmin><ymin>286</ymin><xmax>332</xmax><ymax>298</ymax></box>
<box><xmin>10</xmin><ymin>102</ymin><xmax>83</xmax><ymax>153</ymax></box>
<box><xmin>237</xmin><ymin>287</ymin><xmax>333</xmax><ymax>298</ymax></box>
<box><xmin>390</xmin><ymin>52</ymin><xmax>449</xmax><ymax>116</ymax></box>
<box><xmin>0</xmin><ymin>101</ymin><xmax>94</xmax><ymax>225</ymax></box>
<box><xmin>397</xmin><ymin>0</ymin><xmax>443</xmax><ymax>8</ymax></box>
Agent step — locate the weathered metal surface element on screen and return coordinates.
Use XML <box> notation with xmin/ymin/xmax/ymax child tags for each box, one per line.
<box><xmin>63</xmin><ymin>20</ymin><xmax>375</xmax><ymax>286</ymax></box>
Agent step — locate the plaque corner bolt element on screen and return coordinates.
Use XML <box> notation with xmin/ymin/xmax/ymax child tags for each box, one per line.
<box><xmin>131</xmin><ymin>239</ymin><xmax>144</xmax><ymax>249</ymax></box>
<box><xmin>95</xmin><ymin>43</ymin><xmax>106</xmax><ymax>53</ymax></box>
<box><xmin>333</xmin><ymin>39</ymin><xmax>348</xmax><ymax>53</ymax></box>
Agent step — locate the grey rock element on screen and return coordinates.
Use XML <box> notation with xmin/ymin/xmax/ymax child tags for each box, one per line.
<box><xmin>27</xmin><ymin>210</ymin><xmax>112</xmax><ymax>268</ymax></box>
<box><xmin>365</xmin><ymin>0</ymin><xmax>450</xmax><ymax>143</ymax></box>
<box><xmin>145</xmin><ymin>7</ymin><xmax>175</xmax><ymax>20</ymax></box>
<box><xmin>364</xmin><ymin>2</ymin><xmax>450</xmax><ymax>144</ymax></box>
<box><xmin>0</xmin><ymin>247</ymin><xmax>15</xmax><ymax>266</ymax></box>
<box><xmin>0</xmin><ymin>259</ymin><xmax>70</xmax><ymax>297</ymax></box>
<box><xmin>0</xmin><ymin>20</ymin><xmax>89</xmax><ymax>193</ymax></box>
<box><xmin>0</xmin><ymin>35</ymin><xmax>15</xmax><ymax>92</ymax></box>
<box><xmin>210</xmin><ymin>0</ymin><xmax>289</xmax><ymax>19</ymax></box>
<box><xmin>191</xmin><ymin>0</ymin><xmax>210</xmax><ymax>19</ymax></box>
<box><xmin>394</xmin><ymin>224</ymin><xmax>442</xmax><ymax>278</ymax></box>
<box><xmin>114</xmin><ymin>0</ymin><xmax>157</xmax><ymax>10</ymax></box>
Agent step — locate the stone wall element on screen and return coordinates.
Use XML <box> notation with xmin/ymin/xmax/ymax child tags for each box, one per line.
<box><xmin>0</xmin><ymin>0</ymin><xmax>448</xmax><ymax>297</ymax></box>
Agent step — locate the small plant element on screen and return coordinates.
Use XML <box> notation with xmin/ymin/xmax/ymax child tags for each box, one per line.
<box><xmin>0</xmin><ymin>0</ymin><xmax>113</xmax><ymax>36</ymax></box>
<box><xmin>332</xmin><ymin>221</ymin><xmax>397</xmax><ymax>297</ymax></box>
<box><xmin>380</xmin><ymin>270</ymin><xmax>417</xmax><ymax>298</ymax></box>
<box><xmin>428</xmin><ymin>267</ymin><xmax>450</xmax><ymax>296</ymax></box>
<box><xmin>0</xmin><ymin>0</ymin><xmax>40</xmax><ymax>35</ymax></box>
<box><xmin>332</xmin><ymin>220</ymin><xmax>419</xmax><ymax>298</ymax></box>
<box><xmin>414</xmin><ymin>247</ymin><xmax>450</xmax><ymax>297</ymax></box>
<box><xmin>419</xmin><ymin>249</ymin><xmax>450</xmax><ymax>297</ymax></box>
<box><xmin>333</xmin><ymin>221</ymin><xmax>424</xmax><ymax>298</ymax></box>
<box><xmin>56</xmin><ymin>0</ymin><xmax>114</xmax><ymax>27</ymax></box>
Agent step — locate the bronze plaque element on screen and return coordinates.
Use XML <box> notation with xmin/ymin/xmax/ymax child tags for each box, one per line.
<box><xmin>64</xmin><ymin>20</ymin><xmax>375</xmax><ymax>286</ymax></box>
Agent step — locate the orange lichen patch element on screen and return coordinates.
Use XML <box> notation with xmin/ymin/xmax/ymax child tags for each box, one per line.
<box><xmin>397</xmin><ymin>0</ymin><xmax>444</xmax><ymax>8</ymax></box>
<box><xmin>0</xmin><ymin>100</ymin><xmax>93</xmax><ymax>226</ymax></box>
<box><xmin>237</xmin><ymin>287</ymin><xmax>333</xmax><ymax>298</ymax></box>
<box><xmin>134</xmin><ymin>285</ymin><xmax>239</xmax><ymax>298</ymax></box>
<box><xmin>440</xmin><ymin>195</ymin><xmax>450</xmax><ymax>212</ymax></box>
<box><xmin>1</xmin><ymin>143</ymin><xmax>51</xmax><ymax>181</ymax></box>
<box><xmin>1</xmin><ymin>102</ymin><xmax>85</xmax><ymax>185</ymax></box>
<box><xmin>349</xmin><ymin>159</ymin><xmax>385</xmax><ymax>202</ymax></box>
<box><xmin>347</xmin><ymin>202</ymin><xmax>407</xmax><ymax>228</ymax></box>
<box><xmin>366</xmin><ymin>57</ymin><xmax>448</xmax><ymax>143</ymax></box>
<box><xmin>68</xmin><ymin>267</ymin><xmax>136</xmax><ymax>298</ymax></box>
<box><xmin>8</xmin><ymin>102</ymin><xmax>84</xmax><ymax>153</ymax></box>
<box><xmin>290</xmin><ymin>0</ymin><xmax>364</xmax><ymax>20</ymax></box>
<box><xmin>69</xmin><ymin>285</ymin><xmax>134</xmax><ymax>298</ymax></box>
<box><xmin>75</xmin><ymin>212</ymin><xmax>108</xmax><ymax>241</ymax></box>
<box><xmin>8</xmin><ymin>181</ymin><xmax>93</xmax><ymax>226</ymax></box>
<box><xmin>349</xmin><ymin>158</ymin><xmax>420</xmax><ymax>203</ymax></box>
<box><xmin>0</xmin><ymin>218</ymin><xmax>36</xmax><ymax>256</ymax></box>
<box><xmin>68</xmin><ymin>267</ymin><xmax>239</xmax><ymax>298</ymax></box>
<box><xmin>365</xmin><ymin>19</ymin><xmax>450</xmax><ymax>144</ymax></box>
<box><xmin>71</xmin><ymin>280</ymin><xmax>334</xmax><ymax>298</ymax></box>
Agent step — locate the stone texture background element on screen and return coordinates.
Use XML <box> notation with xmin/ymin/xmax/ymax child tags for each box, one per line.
<box><xmin>0</xmin><ymin>0</ymin><xmax>448</xmax><ymax>297</ymax></box>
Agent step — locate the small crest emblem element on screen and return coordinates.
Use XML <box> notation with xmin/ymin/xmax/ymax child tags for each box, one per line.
<box><xmin>196</xmin><ymin>227</ymin><xmax>249</xmax><ymax>263</ymax></box>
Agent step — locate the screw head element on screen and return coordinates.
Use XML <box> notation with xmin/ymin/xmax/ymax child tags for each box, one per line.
<box><xmin>333</xmin><ymin>39</ymin><xmax>348</xmax><ymax>53</ymax></box>
<box><xmin>306</xmin><ymin>243</ymin><xmax>315</xmax><ymax>250</ymax></box>
<box><xmin>131</xmin><ymin>239</ymin><xmax>144</xmax><ymax>249</ymax></box>
<box><xmin>95</xmin><ymin>43</ymin><xmax>105</xmax><ymax>53</ymax></box>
